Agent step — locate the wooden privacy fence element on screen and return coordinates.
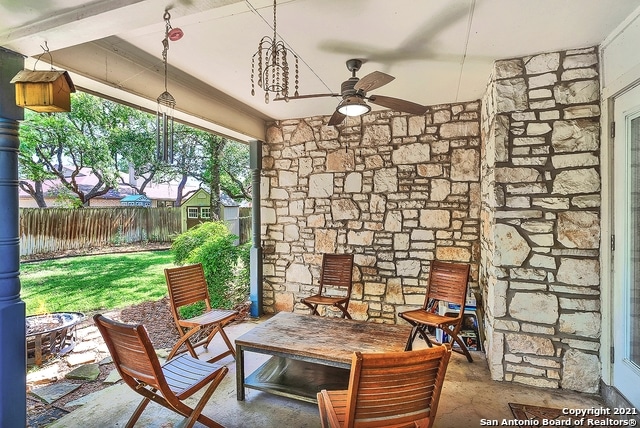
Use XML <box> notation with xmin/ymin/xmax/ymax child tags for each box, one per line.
<box><xmin>238</xmin><ymin>207</ymin><xmax>252</xmax><ymax>245</ymax></box>
<box><xmin>20</xmin><ymin>207</ymin><xmax>182</xmax><ymax>257</ymax></box>
<box><xmin>239</xmin><ymin>216</ymin><xmax>252</xmax><ymax>245</ymax></box>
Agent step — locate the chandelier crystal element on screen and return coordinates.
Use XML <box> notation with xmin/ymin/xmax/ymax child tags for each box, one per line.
<box><xmin>250</xmin><ymin>0</ymin><xmax>299</xmax><ymax>103</ymax></box>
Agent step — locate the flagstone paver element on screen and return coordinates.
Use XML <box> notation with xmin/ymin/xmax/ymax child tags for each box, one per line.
<box><xmin>30</xmin><ymin>382</ymin><xmax>81</xmax><ymax>405</ymax></box>
<box><xmin>104</xmin><ymin>368</ymin><xmax>121</xmax><ymax>384</ymax></box>
<box><xmin>99</xmin><ymin>355</ymin><xmax>112</xmax><ymax>365</ymax></box>
<box><xmin>65</xmin><ymin>363</ymin><xmax>100</xmax><ymax>381</ymax></box>
<box><xmin>65</xmin><ymin>385</ymin><xmax>116</xmax><ymax>408</ymax></box>
<box><xmin>66</xmin><ymin>351</ymin><xmax>97</xmax><ymax>366</ymax></box>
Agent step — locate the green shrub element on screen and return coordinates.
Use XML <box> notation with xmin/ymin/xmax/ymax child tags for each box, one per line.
<box><xmin>225</xmin><ymin>243</ymin><xmax>251</xmax><ymax>307</ymax></box>
<box><xmin>171</xmin><ymin>221</ymin><xmax>230</xmax><ymax>265</ymax></box>
<box><xmin>237</xmin><ymin>242</ymin><xmax>251</xmax><ymax>286</ymax></box>
<box><xmin>171</xmin><ymin>221</ymin><xmax>249</xmax><ymax>318</ymax></box>
<box><xmin>186</xmin><ymin>233</ymin><xmax>238</xmax><ymax>308</ymax></box>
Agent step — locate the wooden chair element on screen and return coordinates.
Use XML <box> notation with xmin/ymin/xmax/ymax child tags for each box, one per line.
<box><xmin>93</xmin><ymin>314</ymin><xmax>228</xmax><ymax>428</ymax></box>
<box><xmin>165</xmin><ymin>263</ymin><xmax>238</xmax><ymax>363</ymax></box>
<box><xmin>301</xmin><ymin>253</ymin><xmax>355</xmax><ymax>319</ymax></box>
<box><xmin>399</xmin><ymin>260</ymin><xmax>473</xmax><ymax>362</ymax></box>
<box><xmin>317</xmin><ymin>345</ymin><xmax>452</xmax><ymax>428</ymax></box>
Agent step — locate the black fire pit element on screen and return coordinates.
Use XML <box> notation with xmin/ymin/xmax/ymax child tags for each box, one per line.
<box><xmin>26</xmin><ymin>312</ymin><xmax>84</xmax><ymax>367</ymax></box>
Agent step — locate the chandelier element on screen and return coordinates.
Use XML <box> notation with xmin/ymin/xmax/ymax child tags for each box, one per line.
<box><xmin>250</xmin><ymin>0</ymin><xmax>299</xmax><ymax>103</ymax></box>
<box><xmin>157</xmin><ymin>11</ymin><xmax>183</xmax><ymax>163</ymax></box>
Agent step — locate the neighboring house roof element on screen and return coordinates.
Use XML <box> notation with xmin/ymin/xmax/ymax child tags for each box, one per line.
<box><xmin>182</xmin><ymin>188</ymin><xmax>239</xmax><ymax>208</ymax></box>
<box><xmin>220</xmin><ymin>192</ymin><xmax>239</xmax><ymax>207</ymax></box>
<box><xmin>120</xmin><ymin>194</ymin><xmax>151</xmax><ymax>207</ymax></box>
<box><xmin>120</xmin><ymin>195</ymin><xmax>151</xmax><ymax>202</ymax></box>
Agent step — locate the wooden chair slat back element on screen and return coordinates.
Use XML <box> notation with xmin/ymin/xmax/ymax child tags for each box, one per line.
<box><xmin>424</xmin><ymin>261</ymin><xmax>470</xmax><ymax>309</ymax></box>
<box><xmin>319</xmin><ymin>254</ymin><xmax>354</xmax><ymax>290</ymax></box>
<box><xmin>165</xmin><ymin>264</ymin><xmax>211</xmax><ymax>313</ymax></box>
<box><xmin>346</xmin><ymin>345</ymin><xmax>452</xmax><ymax>428</ymax></box>
<box><xmin>93</xmin><ymin>314</ymin><xmax>166</xmax><ymax>392</ymax></box>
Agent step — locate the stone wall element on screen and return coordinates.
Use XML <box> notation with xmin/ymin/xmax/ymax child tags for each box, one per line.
<box><xmin>262</xmin><ymin>103</ymin><xmax>481</xmax><ymax>322</ymax></box>
<box><xmin>480</xmin><ymin>46</ymin><xmax>601</xmax><ymax>393</ymax></box>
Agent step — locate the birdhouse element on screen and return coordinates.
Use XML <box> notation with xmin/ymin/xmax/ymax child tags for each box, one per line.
<box><xmin>10</xmin><ymin>70</ymin><xmax>76</xmax><ymax>112</ymax></box>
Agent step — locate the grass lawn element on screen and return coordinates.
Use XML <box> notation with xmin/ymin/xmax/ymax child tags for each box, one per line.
<box><xmin>21</xmin><ymin>250</ymin><xmax>175</xmax><ymax>315</ymax></box>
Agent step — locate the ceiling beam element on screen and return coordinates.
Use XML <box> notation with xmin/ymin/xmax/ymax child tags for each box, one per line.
<box><xmin>46</xmin><ymin>38</ymin><xmax>267</xmax><ymax>141</ymax></box>
<box><xmin>0</xmin><ymin>0</ymin><xmax>246</xmax><ymax>56</ymax></box>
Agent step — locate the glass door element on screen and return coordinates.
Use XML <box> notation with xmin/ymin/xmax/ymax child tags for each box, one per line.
<box><xmin>613</xmin><ymin>84</ymin><xmax>640</xmax><ymax>409</ymax></box>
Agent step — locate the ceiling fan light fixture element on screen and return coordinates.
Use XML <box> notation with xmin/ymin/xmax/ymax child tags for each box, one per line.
<box><xmin>337</xmin><ymin>96</ymin><xmax>371</xmax><ymax>116</ymax></box>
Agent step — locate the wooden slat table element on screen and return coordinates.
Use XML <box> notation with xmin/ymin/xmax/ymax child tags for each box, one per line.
<box><xmin>235</xmin><ymin>311</ymin><xmax>412</xmax><ymax>403</ymax></box>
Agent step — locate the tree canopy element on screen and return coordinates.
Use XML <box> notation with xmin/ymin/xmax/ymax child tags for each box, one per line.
<box><xmin>18</xmin><ymin>92</ymin><xmax>250</xmax><ymax>209</ymax></box>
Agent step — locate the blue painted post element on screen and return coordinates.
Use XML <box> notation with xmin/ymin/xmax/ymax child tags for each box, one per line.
<box><xmin>249</xmin><ymin>140</ymin><xmax>263</xmax><ymax>318</ymax></box>
<box><xmin>0</xmin><ymin>47</ymin><xmax>26</xmax><ymax>427</ymax></box>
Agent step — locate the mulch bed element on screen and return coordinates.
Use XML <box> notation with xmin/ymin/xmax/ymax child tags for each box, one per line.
<box><xmin>21</xmin><ymin>242</ymin><xmax>172</xmax><ymax>263</ymax></box>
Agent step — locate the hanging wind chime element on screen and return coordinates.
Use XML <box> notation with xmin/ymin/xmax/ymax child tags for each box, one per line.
<box><xmin>157</xmin><ymin>10</ymin><xmax>183</xmax><ymax>163</ymax></box>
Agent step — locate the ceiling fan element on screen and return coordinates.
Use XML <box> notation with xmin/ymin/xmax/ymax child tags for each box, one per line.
<box><xmin>277</xmin><ymin>59</ymin><xmax>428</xmax><ymax>126</ymax></box>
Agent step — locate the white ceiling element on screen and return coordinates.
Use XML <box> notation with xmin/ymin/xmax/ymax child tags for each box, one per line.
<box><xmin>1</xmin><ymin>0</ymin><xmax>639</xmax><ymax>141</ymax></box>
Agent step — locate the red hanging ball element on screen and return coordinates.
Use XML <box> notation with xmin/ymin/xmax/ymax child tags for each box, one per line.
<box><xmin>168</xmin><ymin>28</ymin><xmax>183</xmax><ymax>41</ymax></box>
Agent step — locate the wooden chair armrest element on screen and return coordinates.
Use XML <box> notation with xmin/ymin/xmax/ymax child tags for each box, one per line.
<box><xmin>318</xmin><ymin>390</ymin><xmax>343</xmax><ymax>428</ymax></box>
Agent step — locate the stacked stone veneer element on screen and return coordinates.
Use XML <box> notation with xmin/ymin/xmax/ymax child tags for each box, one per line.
<box><xmin>480</xmin><ymin>46</ymin><xmax>601</xmax><ymax>393</ymax></box>
<box><xmin>262</xmin><ymin>103</ymin><xmax>481</xmax><ymax>323</ymax></box>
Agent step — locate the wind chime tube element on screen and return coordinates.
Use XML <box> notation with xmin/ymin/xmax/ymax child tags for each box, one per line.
<box><xmin>156</xmin><ymin>111</ymin><xmax>162</xmax><ymax>161</ymax></box>
<box><xmin>157</xmin><ymin>110</ymin><xmax>172</xmax><ymax>163</ymax></box>
<box><xmin>168</xmin><ymin>113</ymin><xmax>174</xmax><ymax>164</ymax></box>
<box><xmin>162</xmin><ymin>112</ymin><xmax>169</xmax><ymax>163</ymax></box>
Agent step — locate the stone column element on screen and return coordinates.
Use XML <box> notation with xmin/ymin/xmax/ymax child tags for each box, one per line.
<box><xmin>249</xmin><ymin>140</ymin><xmax>263</xmax><ymax>317</ymax></box>
<box><xmin>0</xmin><ymin>47</ymin><xmax>26</xmax><ymax>427</ymax></box>
<box><xmin>480</xmin><ymin>47</ymin><xmax>602</xmax><ymax>393</ymax></box>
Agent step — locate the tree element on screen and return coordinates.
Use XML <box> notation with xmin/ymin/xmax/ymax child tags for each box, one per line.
<box><xmin>18</xmin><ymin>133</ymin><xmax>54</xmax><ymax>207</ymax></box>
<box><xmin>171</xmin><ymin>128</ymin><xmax>226</xmax><ymax>219</ymax></box>
<box><xmin>19</xmin><ymin>91</ymin><xmax>250</xmax><ymax>210</ymax></box>
<box><xmin>172</xmin><ymin>127</ymin><xmax>250</xmax><ymax>218</ymax></box>
<box><xmin>203</xmin><ymin>133</ymin><xmax>226</xmax><ymax>221</ymax></box>
<box><xmin>220</xmin><ymin>142</ymin><xmax>251</xmax><ymax>201</ymax></box>
<box><xmin>108</xmin><ymin>106</ymin><xmax>173</xmax><ymax>195</ymax></box>
<box><xmin>18</xmin><ymin>92</ymin><xmax>179</xmax><ymax>207</ymax></box>
<box><xmin>171</xmin><ymin>124</ymin><xmax>208</xmax><ymax>207</ymax></box>
<box><xmin>19</xmin><ymin>93</ymin><xmax>122</xmax><ymax>207</ymax></box>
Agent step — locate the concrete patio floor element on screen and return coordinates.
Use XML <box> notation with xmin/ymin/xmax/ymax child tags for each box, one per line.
<box><xmin>49</xmin><ymin>316</ymin><xmax>607</xmax><ymax>428</ymax></box>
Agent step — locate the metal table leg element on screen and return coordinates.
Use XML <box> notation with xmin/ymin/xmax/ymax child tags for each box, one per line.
<box><xmin>236</xmin><ymin>344</ymin><xmax>245</xmax><ymax>400</ymax></box>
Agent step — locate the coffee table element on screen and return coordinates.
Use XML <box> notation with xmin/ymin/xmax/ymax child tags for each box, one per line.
<box><xmin>235</xmin><ymin>311</ymin><xmax>412</xmax><ymax>403</ymax></box>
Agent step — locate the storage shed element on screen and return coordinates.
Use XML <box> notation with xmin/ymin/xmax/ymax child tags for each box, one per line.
<box><xmin>181</xmin><ymin>189</ymin><xmax>239</xmax><ymax>235</ymax></box>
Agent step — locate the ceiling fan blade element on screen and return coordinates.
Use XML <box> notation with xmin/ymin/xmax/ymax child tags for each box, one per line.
<box><xmin>368</xmin><ymin>95</ymin><xmax>428</xmax><ymax>115</ymax></box>
<box><xmin>319</xmin><ymin>4</ymin><xmax>469</xmax><ymax>63</ymax></box>
<box><xmin>328</xmin><ymin>110</ymin><xmax>346</xmax><ymax>126</ymax></box>
<box><xmin>273</xmin><ymin>93</ymin><xmax>339</xmax><ymax>101</ymax></box>
<box><xmin>354</xmin><ymin>71</ymin><xmax>394</xmax><ymax>93</ymax></box>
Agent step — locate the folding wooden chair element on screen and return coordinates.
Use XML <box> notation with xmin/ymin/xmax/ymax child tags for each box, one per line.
<box><xmin>301</xmin><ymin>253</ymin><xmax>355</xmax><ymax>319</ymax></box>
<box><xmin>165</xmin><ymin>263</ymin><xmax>238</xmax><ymax>363</ymax></box>
<box><xmin>399</xmin><ymin>260</ymin><xmax>473</xmax><ymax>362</ymax></box>
<box><xmin>317</xmin><ymin>345</ymin><xmax>452</xmax><ymax>428</ymax></box>
<box><xmin>93</xmin><ymin>314</ymin><xmax>228</xmax><ymax>428</ymax></box>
